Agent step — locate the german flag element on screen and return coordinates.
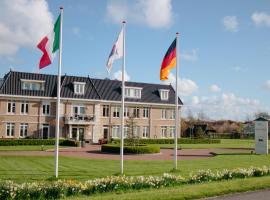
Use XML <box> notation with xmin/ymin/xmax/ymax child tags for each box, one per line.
<box><xmin>160</xmin><ymin>38</ymin><xmax>176</xmax><ymax>80</ymax></box>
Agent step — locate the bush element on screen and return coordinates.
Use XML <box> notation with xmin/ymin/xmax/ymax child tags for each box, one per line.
<box><xmin>0</xmin><ymin>139</ymin><xmax>79</xmax><ymax>147</ymax></box>
<box><xmin>111</xmin><ymin>138</ymin><xmax>220</xmax><ymax>145</ymax></box>
<box><xmin>101</xmin><ymin>144</ymin><xmax>160</xmax><ymax>154</ymax></box>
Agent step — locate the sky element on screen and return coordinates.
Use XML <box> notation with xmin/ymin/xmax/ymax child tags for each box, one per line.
<box><xmin>0</xmin><ymin>0</ymin><xmax>270</xmax><ymax>121</ymax></box>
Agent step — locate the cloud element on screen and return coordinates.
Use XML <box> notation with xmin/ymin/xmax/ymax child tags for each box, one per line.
<box><xmin>106</xmin><ymin>0</ymin><xmax>173</xmax><ymax>28</ymax></box>
<box><xmin>181</xmin><ymin>49</ymin><xmax>198</xmax><ymax>62</ymax></box>
<box><xmin>163</xmin><ymin>73</ymin><xmax>198</xmax><ymax>96</ymax></box>
<box><xmin>222</xmin><ymin>16</ymin><xmax>239</xmax><ymax>32</ymax></box>
<box><xmin>112</xmin><ymin>70</ymin><xmax>130</xmax><ymax>81</ymax></box>
<box><xmin>251</xmin><ymin>12</ymin><xmax>270</xmax><ymax>27</ymax></box>
<box><xmin>0</xmin><ymin>0</ymin><xmax>53</xmax><ymax>55</ymax></box>
<box><xmin>210</xmin><ymin>84</ymin><xmax>221</xmax><ymax>92</ymax></box>
<box><xmin>182</xmin><ymin>93</ymin><xmax>264</xmax><ymax>121</ymax></box>
<box><xmin>263</xmin><ymin>80</ymin><xmax>270</xmax><ymax>90</ymax></box>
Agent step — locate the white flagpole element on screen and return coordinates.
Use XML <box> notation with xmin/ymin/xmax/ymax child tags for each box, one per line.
<box><xmin>120</xmin><ymin>21</ymin><xmax>126</xmax><ymax>174</ymax></box>
<box><xmin>55</xmin><ymin>7</ymin><xmax>63</xmax><ymax>178</ymax></box>
<box><xmin>174</xmin><ymin>32</ymin><xmax>179</xmax><ymax>169</ymax></box>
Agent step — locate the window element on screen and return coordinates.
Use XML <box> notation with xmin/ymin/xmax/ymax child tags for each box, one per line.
<box><xmin>124</xmin><ymin>126</ymin><xmax>128</xmax><ymax>138</ymax></box>
<box><xmin>161</xmin><ymin>109</ymin><xmax>167</xmax><ymax>119</ymax></box>
<box><xmin>161</xmin><ymin>126</ymin><xmax>167</xmax><ymax>138</ymax></box>
<box><xmin>112</xmin><ymin>126</ymin><xmax>120</xmax><ymax>138</ymax></box>
<box><xmin>132</xmin><ymin>107</ymin><xmax>140</xmax><ymax>118</ymax></box>
<box><xmin>170</xmin><ymin>109</ymin><xmax>175</xmax><ymax>119</ymax></box>
<box><xmin>125</xmin><ymin>87</ymin><xmax>142</xmax><ymax>98</ymax></box>
<box><xmin>21</xmin><ymin>80</ymin><xmax>45</xmax><ymax>91</ymax></box>
<box><xmin>143</xmin><ymin>107</ymin><xmax>149</xmax><ymax>118</ymax></box>
<box><xmin>102</xmin><ymin>105</ymin><xmax>110</xmax><ymax>117</ymax></box>
<box><xmin>74</xmin><ymin>82</ymin><xmax>85</xmax><ymax>95</ymax></box>
<box><xmin>6</xmin><ymin>123</ymin><xmax>15</xmax><ymax>137</ymax></box>
<box><xmin>73</xmin><ymin>105</ymin><xmax>86</xmax><ymax>115</ymax></box>
<box><xmin>7</xmin><ymin>101</ymin><xmax>16</xmax><ymax>113</ymax></box>
<box><xmin>21</xmin><ymin>101</ymin><xmax>29</xmax><ymax>114</ymax></box>
<box><xmin>133</xmin><ymin>126</ymin><xmax>140</xmax><ymax>137</ymax></box>
<box><xmin>142</xmin><ymin>126</ymin><xmax>149</xmax><ymax>138</ymax></box>
<box><xmin>20</xmin><ymin>123</ymin><xmax>28</xmax><ymax>138</ymax></box>
<box><xmin>124</xmin><ymin>107</ymin><xmax>129</xmax><ymax>118</ymax></box>
<box><xmin>113</xmin><ymin>106</ymin><xmax>120</xmax><ymax>118</ymax></box>
<box><xmin>169</xmin><ymin>126</ymin><xmax>175</xmax><ymax>138</ymax></box>
<box><xmin>42</xmin><ymin>102</ymin><xmax>50</xmax><ymax>115</ymax></box>
<box><xmin>159</xmin><ymin>89</ymin><xmax>169</xmax><ymax>100</ymax></box>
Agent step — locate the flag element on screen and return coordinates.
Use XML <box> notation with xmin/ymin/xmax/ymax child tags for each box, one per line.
<box><xmin>160</xmin><ymin>38</ymin><xmax>177</xmax><ymax>80</ymax></box>
<box><xmin>106</xmin><ymin>28</ymin><xmax>124</xmax><ymax>72</ymax></box>
<box><xmin>37</xmin><ymin>14</ymin><xmax>61</xmax><ymax>69</ymax></box>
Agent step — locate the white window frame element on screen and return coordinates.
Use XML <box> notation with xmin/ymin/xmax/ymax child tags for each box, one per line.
<box><xmin>112</xmin><ymin>125</ymin><xmax>120</xmax><ymax>138</ymax></box>
<box><xmin>124</xmin><ymin>107</ymin><xmax>129</xmax><ymax>118</ymax></box>
<box><xmin>112</xmin><ymin>106</ymin><xmax>120</xmax><ymax>118</ymax></box>
<box><xmin>159</xmin><ymin>89</ymin><xmax>169</xmax><ymax>101</ymax></box>
<box><xmin>21</xmin><ymin>79</ymin><xmax>45</xmax><ymax>91</ymax></box>
<box><xmin>161</xmin><ymin>126</ymin><xmax>167</xmax><ymax>138</ymax></box>
<box><xmin>143</xmin><ymin>107</ymin><xmax>149</xmax><ymax>118</ymax></box>
<box><xmin>169</xmin><ymin>126</ymin><xmax>175</xmax><ymax>138</ymax></box>
<box><xmin>7</xmin><ymin>101</ymin><xmax>16</xmax><ymax>114</ymax></box>
<box><xmin>72</xmin><ymin>104</ymin><xmax>86</xmax><ymax>115</ymax></box>
<box><xmin>133</xmin><ymin>126</ymin><xmax>140</xmax><ymax>137</ymax></box>
<box><xmin>21</xmin><ymin>101</ymin><xmax>29</xmax><ymax>114</ymax></box>
<box><xmin>170</xmin><ymin>109</ymin><xmax>175</xmax><ymax>119</ymax></box>
<box><xmin>74</xmin><ymin>82</ymin><xmax>85</xmax><ymax>95</ymax></box>
<box><xmin>125</xmin><ymin>87</ymin><xmax>142</xmax><ymax>99</ymax></box>
<box><xmin>42</xmin><ymin>102</ymin><xmax>50</xmax><ymax>116</ymax></box>
<box><xmin>6</xmin><ymin>123</ymin><xmax>15</xmax><ymax>137</ymax></box>
<box><xmin>20</xmin><ymin>123</ymin><xmax>28</xmax><ymax>138</ymax></box>
<box><xmin>124</xmin><ymin>126</ymin><xmax>128</xmax><ymax>138</ymax></box>
<box><xmin>102</xmin><ymin>105</ymin><xmax>110</xmax><ymax>117</ymax></box>
<box><xmin>132</xmin><ymin>107</ymin><xmax>140</xmax><ymax>118</ymax></box>
<box><xmin>142</xmin><ymin>126</ymin><xmax>149</xmax><ymax>138</ymax></box>
<box><xmin>161</xmin><ymin>109</ymin><xmax>167</xmax><ymax>119</ymax></box>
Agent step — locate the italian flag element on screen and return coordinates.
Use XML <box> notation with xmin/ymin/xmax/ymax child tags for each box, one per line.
<box><xmin>37</xmin><ymin>14</ymin><xmax>61</xmax><ymax>69</ymax></box>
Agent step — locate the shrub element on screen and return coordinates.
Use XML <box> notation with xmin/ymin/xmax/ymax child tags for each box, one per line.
<box><xmin>111</xmin><ymin>138</ymin><xmax>220</xmax><ymax>145</ymax></box>
<box><xmin>0</xmin><ymin>139</ymin><xmax>79</xmax><ymax>147</ymax></box>
<box><xmin>101</xmin><ymin>144</ymin><xmax>160</xmax><ymax>154</ymax></box>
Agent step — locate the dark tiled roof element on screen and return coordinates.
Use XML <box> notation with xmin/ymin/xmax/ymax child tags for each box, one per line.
<box><xmin>0</xmin><ymin>71</ymin><xmax>183</xmax><ymax>105</ymax></box>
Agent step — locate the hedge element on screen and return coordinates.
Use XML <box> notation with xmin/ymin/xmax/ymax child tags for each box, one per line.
<box><xmin>101</xmin><ymin>144</ymin><xmax>160</xmax><ymax>154</ymax></box>
<box><xmin>0</xmin><ymin>139</ymin><xmax>79</xmax><ymax>147</ymax></box>
<box><xmin>111</xmin><ymin>138</ymin><xmax>221</xmax><ymax>145</ymax></box>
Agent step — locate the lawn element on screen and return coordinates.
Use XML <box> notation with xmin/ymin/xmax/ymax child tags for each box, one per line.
<box><xmin>156</xmin><ymin>139</ymin><xmax>257</xmax><ymax>149</ymax></box>
<box><xmin>0</xmin><ymin>145</ymin><xmax>56</xmax><ymax>151</ymax></box>
<box><xmin>0</xmin><ymin>153</ymin><xmax>269</xmax><ymax>182</ymax></box>
<box><xmin>67</xmin><ymin>176</ymin><xmax>270</xmax><ymax>200</ymax></box>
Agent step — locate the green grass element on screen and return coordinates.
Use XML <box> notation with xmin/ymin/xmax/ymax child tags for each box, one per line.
<box><xmin>156</xmin><ymin>139</ymin><xmax>257</xmax><ymax>149</ymax></box>
<box><xmin>66</xmin><ymin>176</ymin><xmax>270</xmax><ymax>200</ymax></box>
<box><xmin>0</xmin><ymin>145</ymin><xmax>70</xmax><ymax>151</ymax></box>
<box><xmin>0</xmin><ymin>154</ymin><xmax>269</xmax><ymax>182</ymax></box>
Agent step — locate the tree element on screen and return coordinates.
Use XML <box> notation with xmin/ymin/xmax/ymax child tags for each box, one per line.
<box><xmin>255</xmin><ymin>112</ymin><xmax>270</xmax><ymax>120</ymax></box>
<box><xmin>194</xmin><ymin>127</ymin><xmax>205</xmax><ymax>138</ymax></box>
<box><xmin>126</xmin><ymin>114</ymin><xmax>139</xmax><ymax>146</ymax></box>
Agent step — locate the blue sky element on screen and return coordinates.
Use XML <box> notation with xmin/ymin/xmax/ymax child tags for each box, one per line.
<box><xmin>0</xmin><ymin>0</ymin><xmax>270</xmax><ymax>120</ymax></box>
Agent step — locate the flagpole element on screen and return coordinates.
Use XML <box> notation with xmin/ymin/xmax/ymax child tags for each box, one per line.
<box><xmin>120</xmin><ymin>21</ymin><xmax>126</xmax><ymax>175</ymax></box>
<box><xmin>55</xmin><ymin>7</ymin><xmax>63</xmax><ymax>178</ymax></box>
<box><xmin>174</xmin><ymin>32</ymin><xmax>179</xmax><ymax>170</ymax></box>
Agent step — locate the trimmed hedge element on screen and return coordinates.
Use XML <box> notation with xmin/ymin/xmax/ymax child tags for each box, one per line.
<box><xmin>101</xmin><ymin>144</ymin><xmax>160</xmax><ymax>154</ymax></box>
<box><xmin>0</xmin><ymin>139</ymin><xmax>79</xmax><ymax>147</ymax></box>
<box><xmin>111</xmin><ymin>138</ymin><xmax>221</xmax><ymax>145</ymax></box>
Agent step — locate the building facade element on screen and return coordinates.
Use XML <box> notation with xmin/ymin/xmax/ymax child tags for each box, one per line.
<box><xmin>0</xmin><ymin>71</ymin><xmax>182</xmax><ymax>143</ymax></box>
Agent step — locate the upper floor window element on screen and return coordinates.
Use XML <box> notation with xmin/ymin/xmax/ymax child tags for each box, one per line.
<box><xmin>73</xmin><ymin>105</ymin><xmax>86</xmax><ymax>115</ymax></box>
<box><xmin>7</xmin><ymin>101</ymin><xmax>16</xmax><ymax>113</ymax></box>
<box><xmin>21</xmin><ymin>79</ymin><xmax>45</xmax><ymax>91</ymax></box>
<box><xmin>132</xmin><ymin>107</ymin><xmax>140</xmax><ymax>118</ymax></box>
<box><xmin>113</xmin><ymin>106</ymin><xmax>120</xmax><ymax>118</ymax></box>
<box><xmin>161</xmin><ymin>109</ymin><xmax>167</xmax><ymax>119</ymax></box>
<box><xmin>6</xmin><ymin>123</ymin><xmax>15</xmax><ymax>137</ymax></box>
<box><xmin>74</xmin><ymin>82</ymin><xmax>85</xmax><ymax>95</ymax></box>
<box><xmin>21</xmin><ymin>101</ymin><xmax>29</xmax><ymax>114</ymax></box>
<box><xmin>124</xmin><ymin>107</ymin><xmax>129</xmax><ymax>118</ymax></box>
<box><xmin>125</xmin><ymin>87</ymin><xmax>142</xmax><ymax>99</ymax></box>
<box><xmin>102</xmin><ymin>105</ymin><xmax>110</xmax><ymax>117</ymax></box>
<box><xmin>42</xmin><ymin>102</ymin><xmax>50</xmax><ymax>115</ymax></box>
<box><xmin>170</xmin><ymin>109</ymin><xmax>175</xmax><ymax>119</ymax></box>
<box><xmin>159</xmin><ymin>89</ymin><xmax>169</xmax><ymax>101</ymax></box>
<box><xmin>143</xmin><ymin>107</ymin><xmax>149</xmax><ymax>118</ymax></box>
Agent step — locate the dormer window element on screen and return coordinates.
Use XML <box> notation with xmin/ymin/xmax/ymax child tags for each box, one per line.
<box><xmin>159</xmin><ymin>89</ymin><xmax>169</xmax><ymax>100</ymax></box>
<box><xmin>21</xmin><ymin>79</ymin><xmax>45</xmax><ymax>91</ymax></box>
<box><xmin>125</xmin><ymin>87</ymin><xmax>142</xmax><ymax>99</ymax></box>
<box><xmin>74</xmin><ymin>82</ymin><xmax>85</xmax><ymax>95</ymax></box>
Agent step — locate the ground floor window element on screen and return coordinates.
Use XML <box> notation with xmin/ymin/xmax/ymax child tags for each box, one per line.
<box><xmin>20</xmin><ymin>123</ymin><xmax>28</xmax><ymax>138</ymax></box>
<box><xmin>161</xmin><ymin>126</ymin><xmax>167</xmax><ymax>138</ymax></box>
<box><xmin>112</xmin><ymin>125</ymin><xmax>120</xmax><ymax>138</ymax></box>
<box><xmin>169</xmin><ymin>126</ymin><xmax>175</xmax><ymax>138</ymax></box>
<box><xmin>142</xmin><ymin>126</ymin><xmax>149</xmax><ymax>138</ymax></box>
<box><xmin>6</xmin><ymin>123</ymin><xmax>15</xmax><ymax>137</ymax></box>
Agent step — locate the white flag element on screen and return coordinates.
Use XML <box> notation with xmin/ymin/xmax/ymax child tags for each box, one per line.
<box><xmin>106</xmin><ymin>28</ymin><xmax>124</xmax><ymax>72</ymax></box>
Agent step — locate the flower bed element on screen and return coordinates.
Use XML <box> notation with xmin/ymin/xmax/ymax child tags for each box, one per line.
<box><xmin>101</xmin><ymin>144</ymin><xmax>160</xmax><ymax>154</ymax></box>
<box><xmin>1</xmin><ymin>166</ymin><xmax>270</xmax><ymax>200</ymax></box>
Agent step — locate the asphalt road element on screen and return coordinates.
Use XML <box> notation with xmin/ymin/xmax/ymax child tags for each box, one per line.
<box><xmin>205</xmin><ymin>189</ymin><xmax>270</xmax><ymax>200</ymax></box>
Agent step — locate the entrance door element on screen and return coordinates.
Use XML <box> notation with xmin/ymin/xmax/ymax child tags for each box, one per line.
<box><xmin>72</xmin><ymin>127</ymin><xmax>85</xmax><ymax>141</ymax></box>
<box><xmin>79</xmin><ymin>128</ymin><xmax>84</xmax><ymax>141</ymax></box>
<box><xmin>42</xmin><ymin>124</ymin><xmax>49</xmax><ymax>139</ymax></box>
<box><xmin>103</xmin><ymin>126</ymin><xmax>109</xmax><ymax>139</ymax></box>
